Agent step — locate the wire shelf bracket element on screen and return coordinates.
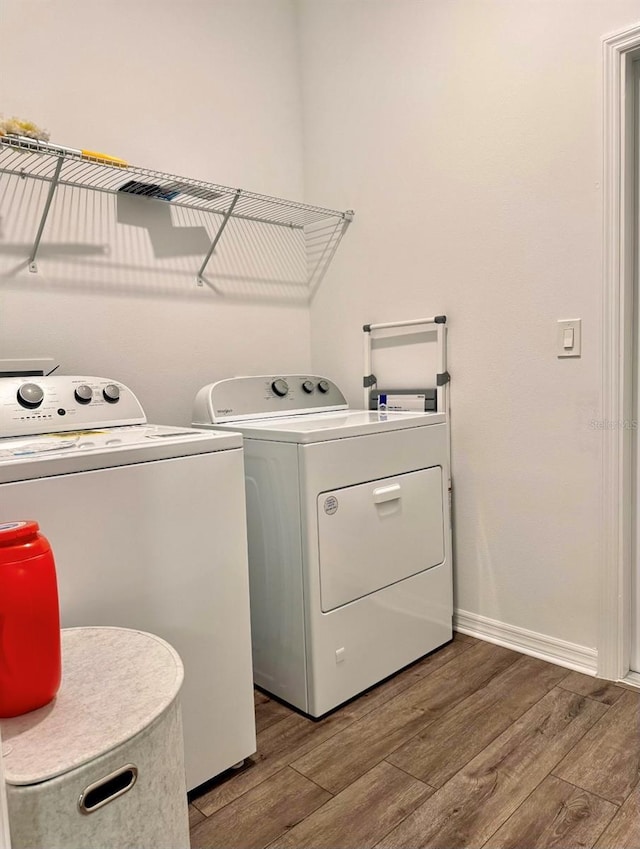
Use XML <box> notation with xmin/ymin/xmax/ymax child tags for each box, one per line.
<box><xmin>197</xmin><ymin>188</ymin><xmax>241</xmax><ymax>287</ymax></box>
<box><xmin>28</xmin><ymin>154</ymin><xmax>64</xmax><ymax>273</ymax></box>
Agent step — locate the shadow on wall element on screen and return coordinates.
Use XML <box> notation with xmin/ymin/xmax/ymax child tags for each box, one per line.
<box><xmin>0</xmin><ymin>176</ymin><xmax>319</xmax><ymax>305</ymax></box>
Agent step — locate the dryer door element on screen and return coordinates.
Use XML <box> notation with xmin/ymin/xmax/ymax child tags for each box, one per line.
<box><xmin>317</xmin><ymin>466</ymin><xmax>444</xmax><ymax>612</ymax></box>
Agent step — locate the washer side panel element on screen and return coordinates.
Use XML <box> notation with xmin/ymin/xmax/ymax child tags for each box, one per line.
<box><xmin>0</xmin><ymin>449</ymin><xmax>256</xmax><ymax>791</ymax></box>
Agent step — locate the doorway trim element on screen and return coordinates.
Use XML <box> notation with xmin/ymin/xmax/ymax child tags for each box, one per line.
<box><xmin>600</xmin><ymin>23</ymin><xmax>640</xmax><ymax>681</ymax></box>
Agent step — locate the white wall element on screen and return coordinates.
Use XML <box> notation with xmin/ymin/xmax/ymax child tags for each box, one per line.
<box><xmin>0</xmin><ymin>0</ymin><xmax>310</xmax><ymax>425</ymax></box>
<box><xmin>299</xmin><ymin>0</ymin><xmax>640</xmax><ymax>654</ymax></box>
<box><xmin>4</xmin><ymin>0</ymin><xmax>638</xmax><ymax>662</ymax></box>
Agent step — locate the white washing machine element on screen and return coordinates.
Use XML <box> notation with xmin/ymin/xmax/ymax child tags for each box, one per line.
<box><xmin>0</xmin><ymin>375</ymin><xmax>256</xmax><ymax>792</ymax></box>
<box><xmin>192</xmin><ymin>374</ymin><xmax>453</xmax><ymax>717</ymax></box>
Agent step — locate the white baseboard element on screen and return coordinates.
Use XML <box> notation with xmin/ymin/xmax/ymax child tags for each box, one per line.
<box><xmin>454</xmin><ymin>609</ymin><xmax>598</xmax><ymax>676</ymax></box>
<box><xmin>621</xmin><ymin>671</ymin><xmax>640</xmax><ymax>690</ymax></box>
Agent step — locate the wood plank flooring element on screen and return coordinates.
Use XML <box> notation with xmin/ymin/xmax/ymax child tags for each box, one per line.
<box><xmin>189</xmin><ymin>635</ymin><xmax>640</xmax><ymax>849</ymax></box>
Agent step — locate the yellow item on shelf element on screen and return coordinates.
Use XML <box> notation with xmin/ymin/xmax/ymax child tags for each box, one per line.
<box><xmin>81</xmin><ymin>150</ymin><xmax>128</xmax><ymax>167</ymax></box>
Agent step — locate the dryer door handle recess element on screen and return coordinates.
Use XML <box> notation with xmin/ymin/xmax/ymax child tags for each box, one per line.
<box><xmin>372</xmin><ymin>483</ymin><xmax>402</xmax><ymax>504</ymax></box>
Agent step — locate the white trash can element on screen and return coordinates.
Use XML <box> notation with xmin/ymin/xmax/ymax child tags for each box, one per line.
<box><xmin>1</xmin><ymin>627</ymin><xmax>190</xmax><ymax>849</ymax></box>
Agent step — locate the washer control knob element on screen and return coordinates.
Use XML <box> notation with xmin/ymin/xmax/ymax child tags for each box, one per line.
<box><xmin>317</xmin><ymin>379</ymin><xmax>330</xmax><ymax>394</ymax></box>
<box><xmin>74</xmin><ymin>384</ymin><xmax>93</xmax><ymax>404</ymax></box>
<box><xmin>271</xmin><ymin>379</ymin><xmax>289</xmax><ymax>398</ymax></box>
<box><xmin>17</xmin><ymin>382</ymin><xmax>44</xmax><ymax>409</ymax></box>
<box><xmin>302</xmin><ymin>380</ymin><xmax>315</xmax><ymax>394</ymax></box>
<box><xmin>103</xmin><ymin>384</ymin><xmax>120</xmax><ymax>403</ymax></box>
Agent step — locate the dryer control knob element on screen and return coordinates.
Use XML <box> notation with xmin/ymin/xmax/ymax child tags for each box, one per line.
<box><xmin>317</xmin><ymin>379</ymin><xmax>330</xmax><ymax>394</ymax></box>
<box><xmin>103</xmin><ymin>384</ymin><xmax>120</xmax><ymax>403</ymax></box>
<box><xmin>17</xmin><ymin>383</ymin><xmax>44</xmax><ymax>409</ymax></box>
<box><xmin>74</xmin><ymin>385</ymin><xmax>93</xmax><ymax>404</ymax></box>
<box><xmin>302</xmin><ymin>380</ymin><xmax>315</xmax><ymax>394</ymax></box>
<box><xmin>271</xmin><ymin>379</ymin><xmax>289</xmax><ymax>398</ymax></box>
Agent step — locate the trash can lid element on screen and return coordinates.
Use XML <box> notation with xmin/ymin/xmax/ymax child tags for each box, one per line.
<box><xmin>0</xmin><ymin>627</ymin><xmax>184</xmax><ymax>786</ymax></box>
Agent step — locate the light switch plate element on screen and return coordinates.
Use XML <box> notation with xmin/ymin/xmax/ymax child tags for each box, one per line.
<box><xmin>557</xmin><ymin>319</ymin><xmax>581</xmax><ymax>357</ymax></box>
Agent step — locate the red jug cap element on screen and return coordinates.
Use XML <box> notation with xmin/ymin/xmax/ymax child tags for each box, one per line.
<box><xmin>0</xmin><ymin>521</ymin><xmax>50</xmax><ymax>566</ymax></box>
<box><xmin>0</xmin><ymin>521</ymin><xmax>41</xmax><ymax>546</ymax></box>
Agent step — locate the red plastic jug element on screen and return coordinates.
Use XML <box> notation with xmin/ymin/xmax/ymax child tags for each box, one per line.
<box><xmin>0</xmin><ymin>521</ymin><xmax>62</xmax><ymax>717</ymax></box>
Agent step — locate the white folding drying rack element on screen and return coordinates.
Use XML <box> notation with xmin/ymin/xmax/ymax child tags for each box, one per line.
<box><xmin>363</xmin><ymin>314</ymin><xmax>451</xmax><ymax>486</ymax></box>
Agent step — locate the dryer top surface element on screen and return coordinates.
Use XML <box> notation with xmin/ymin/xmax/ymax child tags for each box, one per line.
<box><xmin>202</xmin><ymin>409</ymin><xmax>446</xmax><ymax>444</ymax></box>
<box><xmin>193</xmin><ymin>375</ymin><xmax>445</xmax><ymax>442</ymax></box>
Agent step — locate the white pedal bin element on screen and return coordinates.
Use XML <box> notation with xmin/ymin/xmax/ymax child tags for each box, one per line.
<box><xmin>1</xmin><ymin>627</ymin><xmax>189</xmax><ymax>849</ymax></box>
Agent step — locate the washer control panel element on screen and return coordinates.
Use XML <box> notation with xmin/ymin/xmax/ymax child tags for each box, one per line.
<box><xmin>0</xmin><ymin>376</ymin><xmax>146</xmax><ymax>438</ymax></box>
<box><xmin>193</xmin><ymin>375</ymin><xmax>348</xmax><ymax>423</ymax></box>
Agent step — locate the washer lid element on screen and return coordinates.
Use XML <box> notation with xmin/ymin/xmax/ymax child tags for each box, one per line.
<box><xmin>0</xmin><ymin>424</ymin><xmax>242</xmax><ymax>483</ymax></box>
<box><xmin>205</xmin><ymin>409</ymin><xmax>446</xmax><ymax>443</ymax></box>
<box><xmin>0</xmin><ymin>627</ymin><xmax>183</xmax><ymax>786</ymax></box>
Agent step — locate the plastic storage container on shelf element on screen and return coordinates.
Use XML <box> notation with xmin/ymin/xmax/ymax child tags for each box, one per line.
<box><xmin>0</xmin><ymin>627</ymin><xmax>189</xmax><ymax>849</ymax></box>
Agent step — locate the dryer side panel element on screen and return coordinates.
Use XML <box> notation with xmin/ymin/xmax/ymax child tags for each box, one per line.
<box><xmin>242</xmin><ymin>439</ymin><xmax>308</xmax><ymax>712</ymax></box>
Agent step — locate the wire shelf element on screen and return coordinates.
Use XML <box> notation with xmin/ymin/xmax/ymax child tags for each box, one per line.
<box><xmin>0</xmin><ymin>135</ymin><xmax>353</xmax><ymax>289</ymax></box>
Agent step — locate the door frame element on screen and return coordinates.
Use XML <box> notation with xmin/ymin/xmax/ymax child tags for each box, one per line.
<box><xmin>600</xmin><ymin>23</ymin><xmax>640</xmax><ymax>681</ymax></box>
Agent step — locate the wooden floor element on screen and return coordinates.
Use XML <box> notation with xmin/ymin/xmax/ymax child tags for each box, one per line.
<box><xmin>188</xmin><ymin>634</ymin><xmax>640</xmax><ymax>849</ymax></box>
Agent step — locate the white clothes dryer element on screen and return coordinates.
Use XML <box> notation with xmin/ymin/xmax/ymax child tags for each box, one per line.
<box><xmin>193</xmin><ymin>374</ymin><xmax>453</xmax><ymax>717</ymax></box>
<box><xmin>0</xmin><ymin>375</ymin><xmax>256</xmax><ymax>792</ymax></box>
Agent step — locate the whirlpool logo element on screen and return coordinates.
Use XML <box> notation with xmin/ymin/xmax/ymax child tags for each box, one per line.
<box><xmin>324</xmin><ymin>496</ymin><xmax>338</xmax><ymax>515</ymax></box>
